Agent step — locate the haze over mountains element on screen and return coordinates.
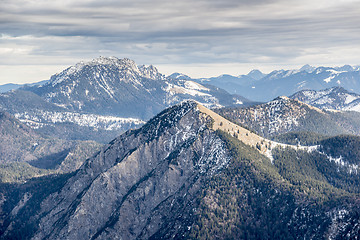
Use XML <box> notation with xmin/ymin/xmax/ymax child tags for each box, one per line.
<box><xmin>170</xmin><ymin>64</ymin><xmax>360</xmax><ymax>102</ymax></box>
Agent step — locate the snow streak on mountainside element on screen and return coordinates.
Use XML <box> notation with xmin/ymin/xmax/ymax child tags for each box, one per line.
<box><xmin>14</xmin><ymin>111</ymin><xmax>144</xmax><ymax>130</ymax></box>
<box><xmin>290</xmin><ymin>86</ymin><xmax>360</xmax><ymax>112</ymax></box>
<box><xmin>0</xmin><ymin>110</ymin><xmax>101</xmax><ymax>176</ymax></box>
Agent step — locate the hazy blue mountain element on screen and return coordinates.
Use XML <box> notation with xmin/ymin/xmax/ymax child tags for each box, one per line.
<box><xmin>0</xmin><ymin>83</ymin><xmax>21</xmax><ymax>93</ymax></box>
<box><xmin>299</xmin><ymin>64</ymin><xmax>316</xmax><ymax>73</ymax></box>
<box><xmin>0</xmin><ymin>80</ymin><xmax>48</xmax><ymax>93</ymax></box>
<box><xmin>182</xmin><ymin>65</ymin><xmax>360</xmax><ymax>102</ymax></box>
<box><xmin>247</xmin><ymin>69</ymin><xmax>266</xmax><ymax>80</ymax></box>
<box><xmin>196</xmin><ymin>74</ymin><xmax>257</xmax><ymax>95</ymax></box>
<box><xmin>236</xmin><ymin>65</ymin><xmax>360</xmax><ymax>101</ymax></box>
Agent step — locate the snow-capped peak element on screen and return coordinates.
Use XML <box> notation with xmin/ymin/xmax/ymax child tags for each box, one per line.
<box><xmin>138</xmin><ymin>64</ymin><xmax>164</xmax><ymax>80</ymax></box>
<box><xmin>299</xmin><ymin>64</ymin><xmax>316</xmax><ymax>73</ymax></box>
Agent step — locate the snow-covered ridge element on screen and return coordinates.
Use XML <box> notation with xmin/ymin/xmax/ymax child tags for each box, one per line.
<box><xmin>197</xmin><ymin>102</ymin><xmax>320</xmax><ymax>162</ymax></box>
<box><xmin>15</xmin><ymin>111</ymin><xmax>145</xmax><ymax>131</ymax></box>
<box><xmin>290</xmin><ymin>87</ymin><xmax>360</xmax><ymax>113</ymax></box>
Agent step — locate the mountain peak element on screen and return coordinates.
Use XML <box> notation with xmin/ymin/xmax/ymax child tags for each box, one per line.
<box><xmin>168</xmin><ymin>72</ymin><xmax>192</xmax><ymax>80</ymax></box>
<box><xmin>138</xmin><ymin>64</ymin><xmax>163</xmax><ymax>80</ymax></box>
<box><xmin>247</xmin><ymin>69</ymin><xmax>265</xmax><ymax>80</ymax></box>
<box><xmin>74</xmin><ymin>56</ymin><xmax>138</xmax><ymax>71</ymax></box>
<box><xmin>47</xmin><ymin>57</ymin><xmax>165</xmax><ymax>87</ymax></box>
<box><xmin>27</xmin><ymin>101</ymin><xmax>232</xmax><ymax>239</ymax></box>
<box><xmin>335</xmin><ymin>64</ymin><xmax>354</xmax><ymax>72</ymax></box>
<box><xmin>299</xmin><ymin>64</ymin><xmax>315</xmax><ymax>73</ymax></box>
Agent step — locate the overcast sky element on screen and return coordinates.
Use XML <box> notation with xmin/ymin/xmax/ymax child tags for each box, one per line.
<box><xmin>1</xmin><ymin>0</ymin><xmax>360</xmax><ymax>84</ymax></box>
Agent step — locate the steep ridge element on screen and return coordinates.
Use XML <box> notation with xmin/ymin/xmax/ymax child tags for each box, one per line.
<box><xmin>216</xmin><ymin>96</ymin><xmax>360</xmax><ymax>138</ymax></box>
<box><xmin>2</xmin><ymin>101</ymin><xmax>277</xmax><ymax>239</ymax></box>
<box><xmin>290</xmin><ymin>86</ymin><xmax>360</xmax><ymax>112</ymax></box>
<box><xmin>23</xmin><ymin>101</ymin><xmax>230</xmax><ymax>239</ymax></box>
<box><xmin>1</xmin><ymin>101</ymin><xmax>360</xmax><ymax>239</ymax></box>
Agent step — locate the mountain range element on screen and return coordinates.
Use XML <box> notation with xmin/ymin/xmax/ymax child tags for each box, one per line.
<box><xmin>1</xmin><ymin>57</ymin><xmax>360</xmax><ymax>239</ymax></box>
<box><xmin>175</xmin><ymin>64</ymin><xmax>360</xmax><ymax>101</ymax></box>
<box><xmin>0</xmin><ymin>57</ymin><xmax>245</xmax><ymax>143</ymax></box>
<box><xmin>1</xmin><ymin>101</ymin><xmax>360</xmax><ymax>239</ymax></box>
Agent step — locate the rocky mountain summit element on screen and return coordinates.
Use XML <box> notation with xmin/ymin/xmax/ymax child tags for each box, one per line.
<box><xmin>1</xmin><ymin>101</ymin><xmax>360</xmax><ymax>239</ymax></box>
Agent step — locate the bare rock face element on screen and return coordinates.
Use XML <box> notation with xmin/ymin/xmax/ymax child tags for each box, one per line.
<box><xmin>31</xmin><ymin>101</ymin><xmax>230</xmax><ymax>240</ymax></box>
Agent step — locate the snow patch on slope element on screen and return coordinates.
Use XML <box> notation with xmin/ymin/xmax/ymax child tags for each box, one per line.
<box><xmin>15</xmin><ymin>111</ymin><xmax>145</xmax><ymax>131</ymax></box>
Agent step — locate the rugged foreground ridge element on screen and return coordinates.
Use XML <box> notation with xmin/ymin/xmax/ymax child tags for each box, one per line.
<box><xmin>1</xmin><ymin>101</ymin><xmax>360</xmax><ymax>239</ymax></box>
<box><xmin>1</xmin><ymin>101</ymin><xmax>231</xmax><ymax>239</ymax></box>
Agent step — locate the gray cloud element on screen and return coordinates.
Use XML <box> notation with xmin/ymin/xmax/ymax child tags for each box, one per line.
<box><xmin>1</xmin><ymin>0</ymin><xmax>360</xmax><ymax>83</ymax></box>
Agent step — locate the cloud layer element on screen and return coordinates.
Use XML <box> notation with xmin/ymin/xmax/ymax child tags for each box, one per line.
<box><xmin>1</xmin><ymin>0</ymin><xmax>360</xmax><ymax>82</ymax></box>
